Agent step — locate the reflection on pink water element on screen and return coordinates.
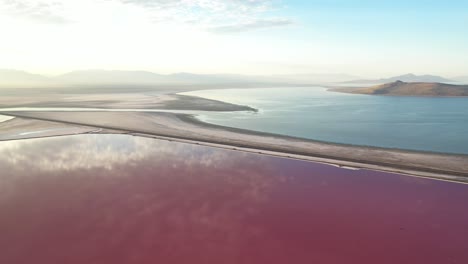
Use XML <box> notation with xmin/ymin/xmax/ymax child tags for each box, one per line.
<box><xmin>0</xmin><ymin>135</ymin><xmax>467</xmax><ymax>264</ymax></box>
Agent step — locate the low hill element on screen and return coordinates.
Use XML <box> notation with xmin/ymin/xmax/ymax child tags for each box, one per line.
<box><xmin>333</xmin><ymin>81</ymin><xmax>468</xmax><ymax>97</ymax></box>
<box><xmin>344</xmin><ymin>74</ymin><xmax>454</xmax><ymax>85</ymax></box>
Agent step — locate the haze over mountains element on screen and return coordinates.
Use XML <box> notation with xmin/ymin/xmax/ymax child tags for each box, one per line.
<box><xmin>343</xmin><ymin>73</ymin><xmax>456</xmax><ymax>85</ymax></box>
<box><xmin>0</xmin><ymin>69</ymin><xmax>361</xmax><ymax>88</ymax></box>
<box><xmin>0</xmin><ymin>69</ymin><xmax>466</xmax><ymax>89</ymax></box>
<box><xmin>0</xmin><ymin>69</ymin><xmax>50</xmax><ymax>87</ymax></box>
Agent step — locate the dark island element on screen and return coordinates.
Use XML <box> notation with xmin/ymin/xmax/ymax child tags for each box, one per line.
<box><xmin>331</xmin><ymin>80</ymin><xmax>468</xmax><ymax>97</ymax></box>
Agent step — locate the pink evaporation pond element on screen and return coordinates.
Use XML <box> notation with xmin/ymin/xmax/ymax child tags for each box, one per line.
<box><xmin>0</xmin><ymin>134</ymin><xmax>467</xmax><ymax>264</ymax></box>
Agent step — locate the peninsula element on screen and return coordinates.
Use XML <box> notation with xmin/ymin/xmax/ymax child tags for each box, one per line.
<box><xmin>332</xmin><ymin>81</ymin><xmax>468</xmax><ymax>97</ymax></box>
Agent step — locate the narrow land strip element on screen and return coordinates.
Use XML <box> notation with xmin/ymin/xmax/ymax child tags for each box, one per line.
<box><xmin>1</xmin><ymin>111</ymin><xmax>467</xmax><ymax>183</ymax></box>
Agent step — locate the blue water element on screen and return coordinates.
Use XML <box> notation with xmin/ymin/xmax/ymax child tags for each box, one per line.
<box><xmin>183</xmin><ymin>87</ymin><xmax>468</xmax><ymax>155</ymax></box>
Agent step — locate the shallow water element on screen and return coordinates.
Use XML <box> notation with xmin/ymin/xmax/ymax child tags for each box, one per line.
<box><xmin>1</xmin><ymin>134</ymin><xmax>467</xmax><ymax>264</ymax></box>
<box><xmin>183</xmin><ymin>87</ymin><xmax>468</xmax><ymax>154</ymax></box>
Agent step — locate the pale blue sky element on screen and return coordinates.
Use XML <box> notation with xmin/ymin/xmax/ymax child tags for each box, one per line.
<box><xmin>0</xmin><ymin>0</ymin><xmax>466</xmax><ymax>77</ymax></box>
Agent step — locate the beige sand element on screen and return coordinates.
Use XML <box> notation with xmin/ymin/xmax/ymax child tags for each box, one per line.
<box><xmin>2</xmin><ymin>111</ymin><xmax>467</xmax><ymax>183</ymax></box>
<box><xmin>0</xmin><ymin>93</ymin><xmax>255</xmax><ymax>111</ymax></box>
<box><xmin>0</xmin><ymin>116</ymin><xmax>103</xmax><ymax>141</ymax></box>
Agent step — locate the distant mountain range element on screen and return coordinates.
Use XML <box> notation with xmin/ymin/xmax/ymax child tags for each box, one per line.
<box><xmin>334</xmin><ymin>80</ymin><xmax>468</xmax><ymax>97</ymax></box>
<box><xmin>343</xmin><ymin>74</ymin><xmax>455</xmax><ymax>85</ymax></box>
<box><xmin>0</xmin><ymin>69</ymin><xmax>360</xmax><ymax>88</ymax></box>
<box><xmin>0</xmin><ymin>69</ymin><xmax>50</xmax><ymax>87</ymax></box>
<box><xmin>1</xmin><ymin>69</ymin><xmax>466</xmax><ymax>88</ymax></box>
<box><xmin>55</xmin><ymin>70</ymin><xmax>168</xmax><ymax>84</ymax></box>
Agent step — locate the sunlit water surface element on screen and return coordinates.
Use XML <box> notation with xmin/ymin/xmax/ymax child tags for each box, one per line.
<box><xmin>183</xmin><ymin>87</ymin><xmax>468</xmax><ymax>154</ymax></box>
<box><xmin>1</xmin><ymin>134</ymin><xmax>467</xmax><ymax>264</ymax></box>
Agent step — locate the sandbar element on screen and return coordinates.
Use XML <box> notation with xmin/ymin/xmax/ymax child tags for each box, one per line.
<box><xmin>1</xmin><ymin>110</ymin><xmax>467</xmax><ymax>183</ymax></box>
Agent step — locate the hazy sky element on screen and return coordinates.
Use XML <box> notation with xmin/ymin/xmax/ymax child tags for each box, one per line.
<box><xmin>1</xmin><ymin>0</ymin><xmax>467</xmax><ymax>77</ymax></box>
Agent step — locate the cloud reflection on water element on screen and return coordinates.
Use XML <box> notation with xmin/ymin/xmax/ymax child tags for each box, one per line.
<box><xmin>1</xmin><ymin>134</ymin><xmax>468</xmax><ymax>264</ymax></box>
<box><xmin>0</xmin><ymin>134</ymin><xmax>261</xmax><ymax>172</ymax></box>
<box><xmin>0</xmin><ymin>135</ymin><xmax>287</xmax><ymax>263</ymax></box>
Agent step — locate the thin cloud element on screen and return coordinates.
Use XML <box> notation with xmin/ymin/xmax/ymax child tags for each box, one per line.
<box><xmin>119</xmin><ymin>0</ymin><xmax>290</xmax><ymax>32</ymax></box>
<box><xmin>209</xmin><ymin>18</ymin><xmax>293</xmax><ymax>33</ymax></box>
<box><xmin>0</xmin><ymin>0</ymin><xmax>290</xmax><ymax>32</ymax></box>
<box><xmin>0</xmin><ymin>0</ymin><xmax>71</xmax><ymax>24</ymax></box>
<box><xmin>121</xmin><ymin>0</ymin><xmax>272</xmax><ymax>11</ymax></box>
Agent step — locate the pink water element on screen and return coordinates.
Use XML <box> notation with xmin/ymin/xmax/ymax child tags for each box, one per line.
<box><xmin>0</xmin><ymin>135</ymin><xmax>467</xmax><ymax>264</ymax></box>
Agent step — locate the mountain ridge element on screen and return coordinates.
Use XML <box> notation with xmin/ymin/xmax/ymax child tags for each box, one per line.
<box><xmin>333</xmin><ymin>80</ymin><xmax>468</xmax><ymax>97</ymax></box>
<box><xmin>1</xmin><ymin>69</ymin><xmax>463</xmax><ymax>89</ymax></box>
<box><xmin>344</xmin><ymin>73</ymin><xmax>454</xmax><ymax>84</ymax></box>
<box><xmin>0</xmin><ymin>69</ymin><xmax>359</xmax><ymax>88</ymax></box>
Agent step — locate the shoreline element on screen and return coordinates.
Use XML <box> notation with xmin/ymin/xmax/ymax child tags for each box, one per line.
<box><xmin>181</xmin><ymin>113</ymin><xmax>468</xmax><ymax>157</ymax></box>
<box><xmin>329</xmin><ymin>88</ymin><xmax>468</xmax><ymax>98</ymax></box>
<box><xmin>327</xmin><ymin>86</ymin><xmax>468</xmax><ymax>98</ymax></box>
<box><xmin>0</xmin><ymin>116</ymin><xmax>106</xmax><ymax>141</ymax></box>
<box><xmin>176</xmin><ymin>114</ymin><xmax>468</xmax><ymax>179</ymax></box>
<box><xmin>1</xmin><ymin>111</ymin><xmax>467</xmax><ymax>183</ymax></box>
<box><xmin>131</xmin><ymin>132</ymin><xmax>468</xmax><ymax>185</ymax></box>
<box><xmin>0</xmin><ymin>93</ymin><xmax>257</xmax><ymax>112</ymax></box>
